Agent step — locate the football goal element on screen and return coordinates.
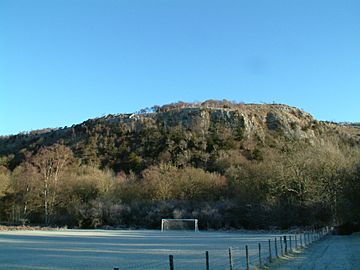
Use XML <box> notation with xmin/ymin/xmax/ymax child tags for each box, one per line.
<box><xmin>161</xmin><ymin>219</ymin><xmax>199</xmax><ymax>231</ymax></box>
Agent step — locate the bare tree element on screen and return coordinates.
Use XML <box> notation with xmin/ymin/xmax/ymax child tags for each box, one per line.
<box><xmin>10</xmin><ymin>162</ymin><xmax>39</xmax><ymax>221</ymax></box>
<box><xmin>30</xmin><ymin>144</ymin><xmax>74</xmax><ymax>224</ymax></box>
<box><xmin>0</xmin><ymin>166</ymin><xmax>10</xmax><ymax>198</ymax></box>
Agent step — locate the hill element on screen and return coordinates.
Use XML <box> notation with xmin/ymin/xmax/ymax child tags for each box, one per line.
<box><xmin>1</xmin><ymin>101</ymin><xmax>358</xmax><ymax>171</ymax></box>
<box><xmin>0</xmin><ymin>101</ymin><xmax>359</xmax><ymax>229</ymax></box>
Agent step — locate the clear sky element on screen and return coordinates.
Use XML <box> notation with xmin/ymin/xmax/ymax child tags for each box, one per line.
<box><xmin>1</xmin><ymin>0</ymin><xmax>359</xmax><ymax>135</ymax></box>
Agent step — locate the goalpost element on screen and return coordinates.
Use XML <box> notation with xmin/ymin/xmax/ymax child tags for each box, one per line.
<box><xmin>161</xmin><ymin>219</ymin><xmax>199</xmax><ymax>231</ymax></box>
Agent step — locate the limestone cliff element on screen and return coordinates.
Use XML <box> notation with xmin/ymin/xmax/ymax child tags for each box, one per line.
<box><xmin>0</xmin><ymin>102</ymin><xmax>358</xmax><ymax>171</ymax></box>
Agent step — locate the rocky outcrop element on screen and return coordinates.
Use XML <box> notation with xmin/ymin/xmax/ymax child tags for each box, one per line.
<box><xmin>0</xmin><ymin>102</ymin><xmax>358</xmax><ymax>170</ymax></box>
<box><xmin>70</xmin><ymin>103</ymin><xmax>353</xmax><ymax>145</ymax></box>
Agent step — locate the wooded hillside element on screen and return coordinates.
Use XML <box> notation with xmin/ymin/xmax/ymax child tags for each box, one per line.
<box><xmin>1</xmin><ymin>101</ymin><xmax>359</xmax><ymax>229</ymax></box>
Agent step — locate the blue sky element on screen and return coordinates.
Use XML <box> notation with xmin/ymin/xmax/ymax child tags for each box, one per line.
<box><xmin>1</xmin><ymin>0</ymin><xmax>359</xmax><ymax>135</ymax></box>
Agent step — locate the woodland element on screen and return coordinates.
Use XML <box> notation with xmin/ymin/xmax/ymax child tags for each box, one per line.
<box><xmin>0</xmin><ymin>101</ymin><xmax>359</xmax><ymax>230</ymax></box>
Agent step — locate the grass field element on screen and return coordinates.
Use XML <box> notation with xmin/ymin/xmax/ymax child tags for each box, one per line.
<box><xmin>272</xmin><ymin>235</ymin><xmax>360</xmax><ymax>270</ymax></box>
<box><xmin>0</xmin><ymin>229</ymin><xmax>286</xmax><ymax>270</ymax></box>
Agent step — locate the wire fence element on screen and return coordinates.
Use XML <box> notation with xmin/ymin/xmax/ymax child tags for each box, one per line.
<box><xmin>111</xmin><ymin>227</ymin><xmax>331</xmax><ymax>270</ymax></box>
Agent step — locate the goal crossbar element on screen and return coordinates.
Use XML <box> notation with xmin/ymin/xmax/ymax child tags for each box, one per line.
<box><xmin>161</xmin><ymin>219</ymin><xmax>199</xmax><ymax>231</ymax></box>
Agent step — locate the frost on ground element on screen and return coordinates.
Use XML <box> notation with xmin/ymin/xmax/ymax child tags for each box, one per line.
<box><xmin>271</xmin><ymin>235</ymin><xmax>360</xmax><ymax>270</ymax></box>
<box><xmin>0</xmin><ymin>229</ymin><xmax>284</xmax><ymax>270</ymax></box>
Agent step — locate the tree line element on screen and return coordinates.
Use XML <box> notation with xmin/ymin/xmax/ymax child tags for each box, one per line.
<box><xmin>0</xmin><ymin>139</ymin><xmax>359</xmax><ymax>229</ymax></box>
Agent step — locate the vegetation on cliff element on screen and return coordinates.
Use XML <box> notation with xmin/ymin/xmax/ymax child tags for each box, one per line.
<box><xmin>0</xmin><ymin>101</ymin><xmax>359</xmax><ymax>229</ymax></box>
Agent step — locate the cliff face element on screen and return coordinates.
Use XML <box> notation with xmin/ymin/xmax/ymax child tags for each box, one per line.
<box><xmin>153</xmin><ymin>104</ymin><xmax>358</xmax><ymax>143</ymax></box>
<box><xmin>84</xmin><ymin>104</ymin><xmax>316</xmax><ymax>137</ymax></box>
<box><xmin>91</xmin><ymin>104</ymin><xmax>330</xmax><ymax>143</ymax></box>
<box><xmin>0</xmin><ymin>103</ymin><xmax>358</xmax><ymax>171</ymax></box>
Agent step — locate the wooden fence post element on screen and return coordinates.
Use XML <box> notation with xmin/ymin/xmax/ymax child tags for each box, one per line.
<box><xmin>275</xmin><ymin>237</ymin><xmax>278</xmax><ymax>258</ymax></box>
<box><xmin>258</xmin><ymin>243</ymin><xmax>262</xmax><ymax>267</ymax></box>
<box><xmin>169</xmin><ymin>255</ymin><xmax>174</xmax><ymax>270</ymax></box>
<box><xmin>228</xmin><ymin>248</ymin><xmax>233</xmax><ymax>270</ymax></box>
<box><xmin>205</xmin><ymin>251</ymin><xmax>209</xmax><ymax>270</ymax></box>
<box><xmin>280</xmin><ymin>236</ymin><xmax>283</xmax><ymax>256</ymax></box>
<box><xmin>246</xmin><ymin>245</ymin><xmax>250</xmax><ymax>270</ymax></box>
<box><xmin>289</xmin><ymin>235</ymin><xmax>292</xmax><ymax>252</ymax></box>
<box><xmin>268</xmin><ymin>239</ymin><xmax>272</xmax><ymax>263</ymax></box>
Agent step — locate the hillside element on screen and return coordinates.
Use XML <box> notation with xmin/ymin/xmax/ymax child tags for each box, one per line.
<box><xmin>1</xmin><ymin>101</ymin><xmax>358</xmax><ymax>171</ymax></box>
<box><xmin>0</xmin><ymin>101</ymin><xmax>359</xmax><ymax>229</ymax></box>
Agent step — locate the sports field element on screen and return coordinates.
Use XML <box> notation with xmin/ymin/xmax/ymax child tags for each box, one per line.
<box><xmin>0</xmin><ymin>229</ymin><xmax>285</xmax><ymax>270</ymax></box>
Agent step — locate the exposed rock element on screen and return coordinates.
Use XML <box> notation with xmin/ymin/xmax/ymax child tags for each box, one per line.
<box><xmin>0</xmin><ymin>102</ymin><xmax>358</xmax><ymax>170</ymax></box>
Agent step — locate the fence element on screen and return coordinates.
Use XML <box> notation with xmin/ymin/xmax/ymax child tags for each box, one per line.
<box><xmin>112</xmin><ymin>227</ymin><xmax>331</xmax><ymax>270</ymax></box>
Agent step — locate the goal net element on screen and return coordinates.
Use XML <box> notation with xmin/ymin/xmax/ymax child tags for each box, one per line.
<box><xmin>161</xmin><ymin>219</ymin><xmax>199</xmax><ymax>231</ymax></box>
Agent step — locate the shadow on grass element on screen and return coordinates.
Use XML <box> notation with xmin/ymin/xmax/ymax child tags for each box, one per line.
<box><xmin>256</xmin><ymin>247</ymin><xmax>309</xmax><ymax>269</ymax></box>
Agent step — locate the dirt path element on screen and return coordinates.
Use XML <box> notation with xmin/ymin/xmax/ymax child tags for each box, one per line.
<box><xmin>271</xmin><ymin>235</ymin><xmax>360</xmax><ymax>270</ymax></box>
